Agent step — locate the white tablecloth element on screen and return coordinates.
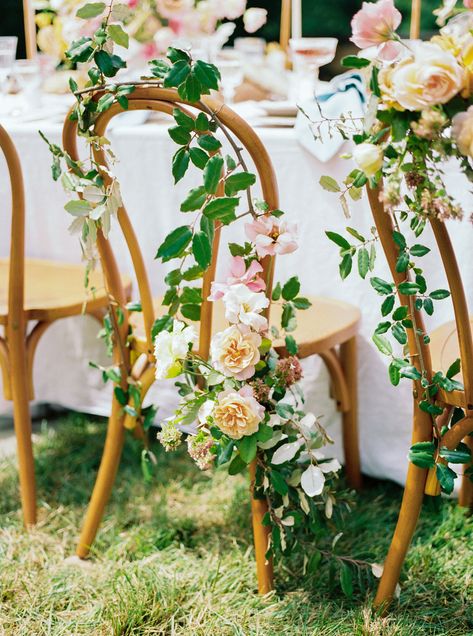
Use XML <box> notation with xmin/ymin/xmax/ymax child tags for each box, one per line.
<box><xmin>1</xmin><ymin>99</ymin><xmax>472</xmax><ymax>487</ymax></box>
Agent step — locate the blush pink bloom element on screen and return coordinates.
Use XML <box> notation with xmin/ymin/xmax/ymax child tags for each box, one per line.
<box><xmin>209</xmin><ymin>256</ymin><xmax>266</xmax><ymax>301</ymax></box>
<box><xmin>245</xmin><ymin>216</ymin><xmax>298</xmax><ymax>258</ymax></box>
<box><xmin>465</xmin><ymin>0</ymin><xmax>473</xmax><ymax>8</ymax></box>
<box><xmin>351</xmin><ymin>0</ymin><xmax>403</xmax><ymax>61</ymax></box>
<box><xmin>127</xmin><ymin>0</ymin><xmax>139</xmax><ymax>7</ymax></box>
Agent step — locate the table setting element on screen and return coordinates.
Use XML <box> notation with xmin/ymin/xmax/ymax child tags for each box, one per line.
<box><xmin>0</xmin><ymin>0</ymin><xmax>473</xmax><ymax>628</ymax></box>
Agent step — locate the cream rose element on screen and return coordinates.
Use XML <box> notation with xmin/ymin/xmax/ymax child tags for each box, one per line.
<box><xmin>452</xmin><ymin>105</ymin><xmax>473</xmax><ymax>156</ymax></box>
<box><xmin>213</xmin><ymin>386</ymin><xmax>264</xmax><ymax>439</ymax></box>
<box><xmin>390</xmin><ymin>43</ymin><xmax>464</xmax><ymax>111</ymax></box>
<box><xmin>157</xmin><ymin>0</ymin><xmax>193</xmax><ymax>18</ymax></box>
<box><xmin>352</xmin><ymin>142</ymin><xmax>383</xmax><ymax>177</ymax></box>
<box><xmin>210</xmin><ymin>324</ymin><xmax>261</xmax><ymax>381</ymax></box>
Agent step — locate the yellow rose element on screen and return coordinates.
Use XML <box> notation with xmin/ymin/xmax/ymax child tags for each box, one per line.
<box><xmin>390</xmin><ymin>43</ymin><xmax>464</xmax><ymax>111</ymax></box>
<box><xmin>213</xmin><ymin>387</ymin><xmax>264</xmax><ymax>440</ymax></box>
<box><xmin>452</xmin><ymin>105</ymin><xmax>473</xmax><ymax>157</ymax></box>
<box><xmin>210</xmin><ymin>325</ymin><xmax>261</xmax><ymax>381</ymax></box>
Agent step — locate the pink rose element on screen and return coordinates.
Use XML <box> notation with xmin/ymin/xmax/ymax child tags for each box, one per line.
<box><xmin>350</xmin><ymin>0</ymin><xmax>402</xmax><ymax>61</ymax></box>
<box><xmin>209</xmin><ymin>256</ymin><xmax>266</xmax><ymax>301</ymax></box>
<box><xmin>465</xmin><ymin>0</ymin><xmax>473</xmax><ymax>8</ymax></box>
<box><xmin>245</xmin><ymin>215</ymin><xmax>298</xmax><ymax>258</ymax></box>
<box><xmin>128</xmin><ymin>0</ymin><xmax>139</xmax><ymax>7</ymax></box>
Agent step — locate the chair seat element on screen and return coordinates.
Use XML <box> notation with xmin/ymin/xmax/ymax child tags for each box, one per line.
<box><xmin>430</xmin><ymin>316</ymin><xmax>473</xmax><ymax>408</ymax></box>
<box><xmin>132</xmin><ymin>295</ymin><xmax>360</xmax><ymax>357</ymax></box>
<box><xmin>0</xmin><ymin>258</ymin><xmax>131</xmax><ymax>324</ymax></box>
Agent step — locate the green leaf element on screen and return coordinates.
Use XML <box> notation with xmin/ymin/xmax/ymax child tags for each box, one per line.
<box><xmin>392</xmin><ymin>323</ymin><xmax>407</xmax><ymax>345</ymax></box>
<box><xmin>76</xmin><ymin>2</ymin><xmax>105</xmax><ymax>18</ymax></box>
<box><xmin>381</xmin><ymin>295</ymin><xmax>395</xmax><ymax>317</ymax></box>
<box><xmin>285</xmin><ymin>335</ymin><xmax>298</xmax><ymax>355</ymax></box>
<box><xmin>173</xmin><ymin>107</ymin><xmax>194</xmax><ymax>131</ymax></box>
<box><xmin>358</xmin><ymin>247</ymin><xmax>370</xmax><ymax>279</ymax></box>
<box><xmin>192</xmin><ymin>231</ymin><xmax>212</xmax><ymax>270</ymax></box>
<box><xmin>319</xmin><ymin>175</ymin><xmax>340</xmax><ymax>192</ymax></box>
<box><xmin>439</xmin><ymin>444</ymin><xmax>471</xmax><ymax>464</ymax></box>
<box><xmin>375</xmin><ymin>321</ymin><xmax>391</xmax><ymax>334</ymax></box>
<box><xmin>429</xmin><ymin>289</ymin><xmax>450</xmax><ymax>300</ymax></box>
<box><xmin>97</xmin><ymin>92</ymin><xmax>115</xmax><ymax>113</ymax></box>
<box><xmin>165</xmin><ymin>269</ymin><xmax>182</xmax><ymax>286</ymax></box>
<box><xmin>392</xmin><ymin>305</ymin><xmax>409</xmax><ymax>321</ymax></box>
<box><xmin>391</xmin><ymin>110</ymin><xmax>410</xmax><ymax>142</ymax></box>
<box><xmin>202</xmin><ymin>197</ymin><xmax>239</xmax><ymax>224</ymax></box>
<box><xmin>203</xmin><ymin>155</ymin><xmax>224</xmax><ymax>194</ymax></box>
<box><xmin>193</xmin><ymin>59</ymin><xmax>220</xmax><ymax>91</ymax></box>
<box><xmin>224</xmin><ymin>171</ymin><xmax>256</xmax><ymax>195</ymax></box>
<box><xmin>181</xmin><ymin>185</ymin><xmax>207</xmax><ymax>212</ymax></box>
<box><xmin>446</xmin><ymin>358</ymin><xmax>461</xmax><ymax>379</ymax></box>
<box><xmin>108</xmin><ymin>23</ymin><xmax>129</xmax><ymax>48</ymax></box>
<box><xmin>238</xmin><ymin>434</ymin><xmax>258</xmax><ymax>464</ymax></box>
<box><xmin>282</xmin><ymin>276</ymin><xmax>300</xmax><ymax>301</ymax></box>
<box><xmin>94</xmin><ymin>50</ymin><xmax>126</xmax><ymax>78</ymax></box>
<box><xmin>228</xmin><ymin>453</ymin><xmax>247</xmax><ymax>475</ymax></box>
<box><xmin>371</xmin><ymin>277</ymin><xmax>394</xmax><ymax>295</ymax></box>
<box><xmin>388</xmin><ymin>361</ymin><xmax>401</xmax><ymax>386</ymax></box>
<box><xmin>195</xmin><ymin>112</ymin><xmax>209</xmax><ymax>131</ymax></box>
<box><xmin>114</xmin><ymin>386</ymin><xmax>128</xmax><ymax>405</ymax></box>
<box><xmin>168</xmin><ymin>125</ymin><xmax>191</xmax><ymax>145</ymax></box>
<box><xmin>189</xmin><ymin>147</ymin><xmax>209</xmax><ymax>169</ymax></box>
<box><xmin>395</xmin><ymin>251</ymin><xmax>410</xmax><ymax>273</ymax></box>
<box><xmin>398</xmin><ymin>282</ymin><xmax>420</xmax><ymax>296</ymax></box>
<box><xmin>151</xmin><ymin>314</ymin><xmax>173</xmax><ymax>339</ymax></box>
<box><xmin>182</xmin><ymin>265</ymin><xmax>203</xmax><ymax>281</ymax></box>
<box><xmin>156</xmin><ymin>225</ymin><xmax>192</xmax><ymax>262</ymax></box>
<box><xmin>339</xmin><ymin>254</ymin><xmax>352</xmax><ymax>280</ymax></box>
<box><xmin>408</xmin><ymin>449</ymin><xmax>435</xmax><ymax>469</ymax></box>
<box><xmin>181</xmin><ymin>303</ymin><xmax>201</xmax><ymax>321</ymax></box>
<box><xmin>270</xmin><ymin>469</ymin><xmax>289</xmax><ymax>496</ymax></box>
<box><xmin>436</xmin><ymin>463</ymin><xmax>456</xmax><ymax>494</ymax></box>
<box><xmin>197</xmin><ymin>134</ymin><xmax>222</xmax><ymax>152</ymax></box>
<box><xmin>167</xmin><ymin>48</ymin><xmax>190</xmax><ymax>64</ymax></box>
<box><xmin>64</xmin><ymin>200</ymin><xmax>92</xmax><ymax>216</ymax></box>
<box><xmin>339</xmin><ymin>563</ymin><xmax>353</xmax><ymax>598</ymax></box>
<box><xmin>281</xmin><ymin>303</ymin><xmax>297</xmax><ymax>332</ymax></box>
<box><xmin>179</xmin><ymin>72</ymin><xmax>201</xmax><ymax>102</ymax></box>
<box><xmin>326</xmin><ymin>231</ymin><xmax>350</xmax><ymax>250</ymax></box>
<box><xmin>163</xmin><ymin>60</ymin><xmax>191</xmax><ymax>88</ymax></box>
<box><xmin>172</xmin><ymin>147</ymin><xmax>190</xmax><ymax>183</ymax></box>
<box><xmin>180</xmin><ymin>287</ymin><xmax>202</xmax><ymax>304</ymax></box>
<box><xmin>399</xmin><ymin>365</ymin><xmax>421</xmax><ymax>380</ymax></box>
<box><xmin>423</xmin><ymin>298</ymin><xmax>434</xmax><ymax>316</ymax></box>
<box><xmin>392</xmin><ymin>231</ymin><xmax>406</xmax><ymax>249</ymax></box>
<box><xmin>372</xmin><ymin>333</ymin><xmax>392</xmax><ymax>356</ymax></box>
<box><xmin>341</xmin><ymin>55</ymin><xmax>370</xmax><ymax>69</ymax></box>
<box><xmin>410</xmin><ymin>244</ymin><xmax>430</xmax><ymax>257</ymax></box>
<box><xmin>292</xmin><ymin>297</ymin><xmax>311</xmax><ymax>310</ymax></box>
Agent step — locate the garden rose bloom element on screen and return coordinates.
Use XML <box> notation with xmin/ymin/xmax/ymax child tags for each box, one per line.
<box><xmin>452</xmin><ymin>105</ymin><xmax>473</xmax><ymax>156</ymax></box>
<box><xmin>465</xmin><ymin>0</ymin><xmax>473</xmax><ymax>8</ymax></box>
<box><xmin>353</xmin><ymin>143</ymin><xmax>383</xmax><ymax>177</ymax></box>
<box><xmin>157</xmin><ymin>0</ymin><xmax>193</xmax><ymax>19</ymax></box>
<box><xmin>245</xmin><ymin>215</ymin><xmax>298</xmax><ymax>258</ymax></box>
<box><xmin>210</xmin><ymin>324</ymin><xmax>261</xmax><ymax>380</ymax></box>
<box><xmin>213</xmin><ymin>386</ymin><xmax>264</xmax><ymax>439</ymax></box>
<box><xmin>222</xmin><ymin>284</ymin><xmax>269</xmax><ymax>332</ymax></box>
<box><xmin>243</xmin><ymin>8</ymin><xmax>268</xmax><ymax>33</ymax></box>
<box><xmin>350</xmin><ymin>0</ymin><xmax>402</xmax><ymax>61</ymax></box>
<box><xmin>390</xmin><ymin>43</ymin><xmax>464</xmax><ymax>110</ymax></box>
<box><xmin>221</xmin><ymin>0</ymin><xmax>246</xmax><ymax>20</ymax></box>
<box><xmin>209</xmin><ymin>256</ymin><xmax>265</xmax><ymax>301</ymax></box>
<box><xmin>154</xmin><ymin>319</ymin><xmax>196</xmax><ymax>379</ymax></box>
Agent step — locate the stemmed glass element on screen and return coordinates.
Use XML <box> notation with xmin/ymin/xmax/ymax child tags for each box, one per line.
<box><xmin>214</xmin><ymin>49</ymin><xmax>244</xmax><ymax>105</ymax></box>
<box><xmin>289</xmin><ymin>37</ymin><xmax>338</xmax><ymax>102</ymax></box>
<box><xmin>0</xmin><ymin>37</ymin><xmax>18</xmax><ymax>93</ymax></box>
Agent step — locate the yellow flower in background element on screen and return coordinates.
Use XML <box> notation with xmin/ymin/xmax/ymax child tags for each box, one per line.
<box><xmin>431</xmin><ymin>34</ymin><xmax>463</xmax><ymax>57</ymax></box>
<box><xmin>37</xmin><ymin>18</ymin><xmax>68</xmax><ymax>60</ymax></box>
<box><xmin>35</xmin><ymin>12</ymin><xmax>53</xmax><ymax>29</ymax></box>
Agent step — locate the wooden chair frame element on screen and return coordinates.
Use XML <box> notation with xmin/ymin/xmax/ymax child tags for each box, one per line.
<box><xmin>22</xmin><ymin>0</ymin><xmax>37</xmax><ymax>59</ymax></box>
<box><xmin>63</xmin><ymin>86</ymin><xmax>361</xmax><ymax>593</ymax></box>
<box><xmin>366</xmin><ymin>183</ymin><xmax>473</xmax><ymax>611</ymax></box>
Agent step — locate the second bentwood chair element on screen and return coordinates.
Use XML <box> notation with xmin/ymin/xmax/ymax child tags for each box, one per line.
<box><xmin>0</xmin><ymin>125</ymin><xmax>131</xmax><ymax>526</ymax></box>
<box><xmin>366</xmin><ymin>184</ymin><xmax>473</xmax><ymax>612</ymax></box>
<box><xmin>63</xmin><ymin>87</ymin><xmax>361</xmax><ymax>593</ymax></box>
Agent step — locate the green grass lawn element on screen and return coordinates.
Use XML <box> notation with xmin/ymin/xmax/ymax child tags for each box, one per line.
<box><xmin>0</xmin><ymin>414</ymin><xmax>472</xmax><ymax>635</ymax></box>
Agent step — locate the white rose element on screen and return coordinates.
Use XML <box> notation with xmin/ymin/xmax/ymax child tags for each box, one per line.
<box><xmin>220</xmin><ymin>0</ymin><xmax>246</xmax><ymax>20</ymax></box>
<box><xmin>352</xmin><ymin>142</ymin><xmax>383</xmax><ymax>177</ymax></box>
<box><xmin>390</xmin><ymin>42</ymin><xmax>464</xmax><ymax>111</ymax></box>
<box><xmin>222</xmin><ymin>284</ymin><xmax>269</xmax><ymax>332</ymax></box>
<box><xmin>154</xmin><ymin>319</ymin><xmax>197</xmax><ymax>380</ymax></box>
<box><xmin>243</xmin><ymin>8</ymin><xmax>267</xmax><ymax>33</ymax></box>
<box><xmin>452</xmin><ymin>105</ymin><xmax>473</xmax><ymax>156</ymax></box>
<box><xmin>210</xmin><ymin>324</ymin><xmax>261</xmax><ymax>381</ymax></box>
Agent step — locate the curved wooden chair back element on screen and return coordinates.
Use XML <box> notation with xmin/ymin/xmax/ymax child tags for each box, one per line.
<box><xmin>63</xmin><ymin>87</ymin><xmax>279</xmax><ymax>364</ymax></box>
<box><xmin>0</xmin><ymin>124</ymin><xmax>26</xmax><ymax>332</ymax></box>
<box><xmin>22</xmin><ymin>0</ymin><xmax>37</xmax><ymax>59</ymax></box>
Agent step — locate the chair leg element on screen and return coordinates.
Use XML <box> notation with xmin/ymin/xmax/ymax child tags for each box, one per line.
<box><xmin>76</xmin><ymin>396</ymin><xmax>125</xmax><ymax>558</ymax></box>
<box><xmin>249</xmin><ymin>458</ymin><xmax>274</xmax><ymax>594</ymax></box>
<box><xmin>373</xmin><ymin>405</ymin><xmax>432</xmax><ymax>613</ymax></box>
<box><xmin>339</xmin><ymin>336</ymin><xmax>362</xmax><ymax>490</ymax></box>
<box><xmin>459</xmin><ymin>436</ymin><xmax>473</xmax><ymax>509</ymax></box>
<box><xmin>10</xmin><ymin>364</ymin><xmax>36</xmax><ymax>526</ymax></box>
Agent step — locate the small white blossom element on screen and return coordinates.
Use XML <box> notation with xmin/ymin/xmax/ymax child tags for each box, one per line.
<box><xmin>222</xmin><ymin>284</ymin><xmax>269</xmax><ymax>332</ymax></box>
<box><xmin>154</xmin><ymin>320</ymin><xmax>197</xmax><ymax>380</ymax></box>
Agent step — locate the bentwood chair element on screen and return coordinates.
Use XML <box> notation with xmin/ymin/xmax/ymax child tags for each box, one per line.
<box><xmin>63</xmin><ymin>87</ymin><xmax>361</xmax><ymax>593</ymax></box>
<box><xmin>0</xmin><ymin>124</ymin><xmax>131</xmax><ymax>526</ymax></box>
<box><xmin>366</xmin><ymin>184</ymin><xmax>473</xmax><ymax>611</ymax></box>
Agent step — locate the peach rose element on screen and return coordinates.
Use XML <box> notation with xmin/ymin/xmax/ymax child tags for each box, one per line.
<box><xmin>157</xmin><ymin>0</ymin><xmax>193</xmax><ymax>19</ymax></box>
<box><xmin>213</xmin><ymin>386</ymin><xmax>264</xmax><ymax>439</ymax></box>
<box><xmin>210</xmin><ymin>324</ymin><xmax>261</xmax><ymax>381</ymax></box>
<box><xmin>452</xmin><ymin>105</ymin><xmax>473</xmax><ymax>156</ymax></box>
<box><xmin>390</xmin><ymin>43</ymin><xmax>464</xmax><ymax>111</ymax></box>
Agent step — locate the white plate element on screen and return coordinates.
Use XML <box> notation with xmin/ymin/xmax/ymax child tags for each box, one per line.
<box><xmin>257</xmin><ymin>100</ymin><xmax>298</xmax><ymax>118</ymax></box>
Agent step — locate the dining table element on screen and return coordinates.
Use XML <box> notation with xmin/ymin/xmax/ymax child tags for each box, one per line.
<box><xmin>1</xmin><ymin>89</ymin><xmax>472</xmax><ymax>489</ymax></box>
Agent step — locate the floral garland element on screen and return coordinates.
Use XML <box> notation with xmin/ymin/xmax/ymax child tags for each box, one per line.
<box><xmin>39</xmin><ymin>0</ymin><xmax>378</xmax><ymax>592</ymax></box>
<box><xmin>321</xmin><ymin>0</ymin><xmax>473</xmax><ymax>495</ymax></box>
<box><xmin>35</xmin><ymin>0</ymin><xmax>267</xmax><ymax>66</ymax></box>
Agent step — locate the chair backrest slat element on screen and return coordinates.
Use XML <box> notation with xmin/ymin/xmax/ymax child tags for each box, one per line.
<box><xmin>22</xmin><ymin>0</ymin><xmax>37</xmax><ymax>59</ymax></box>
<box><xmin>410</xmin><ymin>0</ymin><xmax>422</xmax><ymax>39</ymax></box>
<box><xmin>0</xmin><ymin>125</ymin><xmax>26</xmax><ymax>324</ymax></box>
<box><xmin>63</xmin><ymin>87</ymin><xmax>279</xmax><ymax>360</ymax></box>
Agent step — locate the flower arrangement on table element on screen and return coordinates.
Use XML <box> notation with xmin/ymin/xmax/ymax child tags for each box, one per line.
<box><xmin>320</xmin><ymin>0</ymin><xmax>473</xmax><ymax>495</ymax></box>
<box><xmin>34</xmin><ymin>0</ymin><xmax>268</xmax><ymax>66</ymax></box>
<box><xmin>39</xmin><ymin>0</ymin><xmax>378</xmax><ymax>593</ymax></box>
